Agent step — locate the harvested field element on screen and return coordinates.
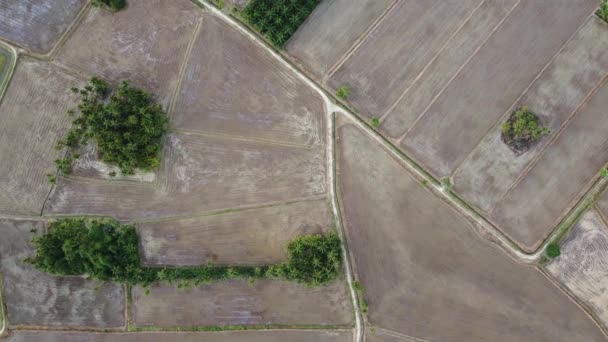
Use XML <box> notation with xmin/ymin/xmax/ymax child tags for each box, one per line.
<box><xmin>492</xmin><ymin>79</ymin><xmax>608</xmax><ymax>252</ymax></box>
<box><xmin>139</xmin><ymin>199</ymin><xmax>332</xmax><ymax>266</ymax></box>
<box><xmin>597</xmin><ymin>189</ymin><xmax>608</xmax><ymax>220</ymax></box>
<box><xmin>336</xmin><ymin>119</ymin><xmax>606</xmax><ymax>341</ymax></box>
<box><xmin>0</xmin><ymin>219</ymin><xmax>124</xmax><ymax>329</ymax></box>
<box><xmin>285</xmin><ymin>0</ymin><xmax>394</xmax><ymax>79</ymax></box>
<box><xmin>131</xmin><ymin>279</ymin><xmax>352</xmax><ymax>327</ymax></box>
<box><xmin>454</xmin><ymin>16</ymin><xmax>608</xmax><ymax>212</ymax></box>
<box><xmin>56</xmin><ymin>0</ymin><xmax>201</xmax><ymax>108</ymax></box>
<box><xmin>402</xmin><ymin>0</ymin><xmax>597</xmax><ymax>177</ymax></box>
<box><xmin>45</xmin><ymin>132</ymin><xmax>325</xmax><ymax>221</ymax></box>
<box><xmin>547</xmin><ymin>209</ymin><xmax>608</xmax><ymax>329</ymax></box>
<box><xmin>0</xmin><ymin>58</ymin><xmax>83</xmax><ymax>215</ymax></box>
<box><xmin>329</xmin><ymin>0</ymin><xmax>482</xmax><ymax>118</ymax></box>
<box><xmin>380</xmin><ymin>0</ymin><xmax>518</xmax><ymax>138</ymax></box>
<box><xmin>0</xmin><ymin>0</ymin><xmax>86</xmax><ymax>54</ymax></box>
<box><xmin>173</xmin><ymin>14</ymin><xmax>324</xmax><ymax>146</ymax></box>
<box><xmin>5</xmin><ymin>330</ymin><xmax>352</xmax><ymax>342</ymax></box>
<box><xmin>366</xmin><ymin>329</ymin><xmax>415</xmax><ymax>342</ymax></box>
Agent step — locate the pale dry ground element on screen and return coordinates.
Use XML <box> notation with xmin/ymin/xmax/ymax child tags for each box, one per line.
<box><xmin>0</xmin><ymin>0</ymin><xmax>86</xmax><ymax>54</ymax></box>
<box><xmin>454</xmin><ymin>16</ymin><xmax>608</xmax><ymax>213</ymax></box>
<box><xmin>285</xmin><ymin>0</ymin><xmax>394</xmax><ymax>80</ymax></box>
<box><xmin>0</xmin><ymin>219</ymin><xmax>124</xmax><ymax>329</ymax></box>
<box><xmin>56</xmin><ymin>0</ymin><xmax>200</xmax><ymax>108</ymax></box>
<box><xmin>4</xmin><ymin>330</ymin><xmax>353</xmax><ymax>342</ymax></box>
<box><xmin>380</xmin><ymin>0</ymin><xmax>519</xmax><ymax>138</ymax></box>
<box><xmin>365</xmin><ymin>329</ymin><xmax>416</xmax><ymax>342</ymax></box>
<box><xmin>336</xmin><ymin>119</ymin><xmax>606</xmax><ymax>342</ymax></box>
<box><xmin>173</xmin><ymin>13</ymin><xmax>325</xmax><ymax>146</ymax></box>
<box><xmin>329</xmin><ymin>0</ymin><xmax>482</xmax><ymax>119</ymax></box>
<box><xmin>597</xmin><ymin>189</ymin><xmax>608</xmax><ymax>220</ymax></box>
<box><xmin>138</xmin><ymin>199</ymin><xmax>332</xmax><ymax>266</ymax></box>
<box><xmin>131</xmin><ymin>279</ymin><xmax>352</xmax><ymax>327</ymax></box>
<box><xmin>402</xmin><ymin>0</ymin><xmax>597</xmax><ymax>178</ymax></box>
<box><xmin>0</xmin><ymin>58</ymin><xmax>83</xmax><ymax>216</ymax></box>
<box><xmin>492</xmin><ymin>79</ymin><xmax>608</xmax><ymax>252</ymax></box>
<box><xmin>547</xmin><ymin>209</ymin><xmax>608</xmax><ymax>330</ymax></box>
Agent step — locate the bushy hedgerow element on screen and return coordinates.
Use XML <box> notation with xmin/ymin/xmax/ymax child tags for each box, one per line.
<box><xmin>28</xmin><ymin>218</ymin><xmax>341</xmax><ymax>286</ymax></box>
<box><xmin>56</xmin><ymin>77</ymin><xmax>168</xmax><ymax>175</ymax></box>
<box><xmin>241</xmin><ymin>0</ymin><xmax>321</xmax><ymax>47</ymax></box>
<box><xmin>92</xmin><ymin>0</ymin><xmax>126</xmax><ymax>12</ymax></box>
<box><xmin>501</xmin><ymin>106</ymin><xmax>548</xmax><ymax>154</ymax></box>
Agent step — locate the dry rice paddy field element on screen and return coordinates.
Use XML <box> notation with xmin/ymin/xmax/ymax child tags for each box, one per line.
<box><xmin>546</xmin><ymin>208</ymin><xmax>608</xmax><ymax>331</ymax></box>
<box><xmin>335</xmin><ymin>117</ymin><xmax>606</xmax><ymax>341</ymax></box>
<box><xmin>289</xmin><ymin>0</ymin><xmax>608</xmax><ymax>253</ymax></box>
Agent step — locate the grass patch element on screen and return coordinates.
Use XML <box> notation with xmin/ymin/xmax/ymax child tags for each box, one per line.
<box><xmin>370</xmin><ymin>116</ymin><xmax>380</xmax><ymax>129</ymax></box>
<box><xmin>241</xmin><ymin>0</ymin><xmax>321</xmax><ymax>47</ymax></box>
<box><xmin>56</xmin><ymin>77</ymin><xmax>168</xmax><ymax>176</ymax></box>
<box><xmin>336</xmin><ymin>86</ymin><xmax>350</xmax><ymax>101</ymax></box>
<box><xmin>598</xmin><ymin>0</ymin><xmax>608</xmax><ymax>22</ymax></box>
<box><xmin>27</xmin><ymin>218</ymin><xmax>342</xmax><ymax>287</ymax></box>
<box><xmin>352</xmin><ymin>281</ymin><xmax>368</xmax><ymax>314</ymax></box>
<box><xmin>0</xmin><ymin>55</ymin><xmax>6</xmax><ymax>73</ymax></box>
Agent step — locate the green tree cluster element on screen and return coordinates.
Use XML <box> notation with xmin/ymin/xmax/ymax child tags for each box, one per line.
<box><xmin>546</xmin><ymin>243</ymin><xmax>561</xmax><ymax>259</ymax></box>
<box><xmin>56</xmin><ymin>77</ymin><xmax>168</xmax><ymax>176</ymax></box>
<box><xmin>598</xmin><ymin>0</ymin><xmax>608</xmax><ymax>22</ymax></box>
<box><xmin>501</xmin><ymin>106</ymin><xmax>548</xmax><ymax>153</ymax></box>
<box><xmin>92</xmin><ymin>0</ymin><xmax>126</xmax><ymax>12</ymax></box>
<box><xmin>28</xmin><ymin>218</ymin><xmax>342</xmax><ymax>287</ymax></box>
<box><xmin>241</xmin><ymin>0</ymin><xmax>321</xmax><ymax>47</ymax></box>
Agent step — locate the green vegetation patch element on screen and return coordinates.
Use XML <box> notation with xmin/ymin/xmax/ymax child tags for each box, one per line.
<box><xmin>0</xmin><ymin>55</ymin><xmax>5</xmax><ymax>73</ymax></box>
<box><xmin>598</xmin><ymin>0</ymin><xmax>608</xmax><ymax>22</ymax></box>
<box><xmin>241</xmin><ymin>0</ymin><xmax>321</xmax><ymax>47</ymax></box>
<box><xmin>336</xmin><ymin>86</ymin><xmax>350</xmax><ymax>101</ymax></box>
<box><xmin>27</xmin><ymin>218</ymin><xmax>342</xmax><ymax>287</ymax></box>
<box><xmin>92</xmin><ymin>0</ymin><xmax>126</xmax><ymax>12</ymax></box>
<box><xmin>56</xmin><ymin>77</ymin><xmax>168</xmax><ymax>176</ymax></box>
<box><xmin>545</xmin><ymin>243</ymin><xmax>561</xmax><ymax>259</ymax></box>
<box><xmin>501</xmin><ymin>106</ymin><xmax>549</xmax><ymax>154</ymax></box>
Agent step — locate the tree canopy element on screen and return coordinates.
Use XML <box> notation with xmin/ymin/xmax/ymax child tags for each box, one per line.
<box><xmin>92</xmin><ymin>0</ymin><xmax>127</xmax><ymax>12</ymax></box>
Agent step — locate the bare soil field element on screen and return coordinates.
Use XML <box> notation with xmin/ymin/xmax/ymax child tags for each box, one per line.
<box><xmin>336</xmin><ymin>119</ymin><xmax>606</xmax><ymax>341</ymax></box>
<box><xmin>454</xmin><ymin>16</ymin><xmax>608</xmax><ymax>213</ymax></box>
<box><xmin>597</xmin><ymin>189</ymin><xmax>608</xmax><ymax>220</ymax></box>
<box><xmin>0</xmin><ymin>0</ymin><xmax>86</xmax><ymax>54</ymax></box>
<box><xmin>492</xmin><ymin>79</ymin><xmax>608</xmax><ymax>252</ymax></box>
<box><xmin>365</xmin><ymin>329</ymin><xmax>415</xmax><ymax>342</ymax></box>
<box><xmin>56</xmin><ymin>0</ymin><xmax>201</xmax><ymax>108</ymax></box>
<box><xmin>0</xmin><ymin>58</ymin><xmax>83</xmax><ymax>216</ymax></box>
<box><xmin>329</xmin><ymin>0</ymin><xmax>482</xmax><ymax>118</ymax></box>
<box><xmin>44</xmin><ymin>132</ymin><xmax>325</xmax><ymax>221</ymax></box>
<box><xmin>131</xmin><ymin>279</ymin><xmax>352</xmax><ymax>327</ymax></box>
<box><xmin>4</xmin><ymin>330</ymin><xmax>352</xmax><ymax>342</ymax></box>
<box><xmin>0</xmin><ymin>219</ymin><xmax>124</xmax><ymax>329</ymax></box>
<box><xmin>173</xmin><ymin>14</ymin><xmax>324</xmax><ymax>146</ymax></box>
<box><xmin>139</xmin><ymin>199</ymin><xmax>332</xmax><ymax>266</ymax></box>
<box><xmin>547</xmin><ymin>209</ymin><xmax>608</xmax><ymax>330</ymax></box>
<box><xmin>380</xmin><ymin>0</ymin><xmax>518</xmax><ymax>138</ymax></box>
<box><xmin>401</xmin><ymin>0</ymin><xmax>597</xmax><ymax>177</ymax></box>
<box><xmin>285</xmin><ymin>0</ymin><xmax>394</xmax><ymax>79</ymax></box>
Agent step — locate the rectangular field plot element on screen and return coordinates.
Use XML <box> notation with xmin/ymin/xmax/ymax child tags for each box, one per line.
<box><xmin>131</xmin><ymin>279</ymin><xmax>352</xmax><ymax>327</ymax></box>
<box><xmin>547</xmin><ymin>209</ymin><xmax>608</xmax><ymax>330</ymax></box>
<box><xmin>0</xmin><ymin>219</ymin><xmax>124</xmax><ymax>329</ymax></box>
<box><xmin>491</xmin><ymin>79</ymin><xmax>608</xmax><ymax>252</ymax></box>
<box><xmin>45</xmin><ymin>132</ymin><xmax>325</xmax><ymax>221</ymax></box>
<box><xmin>336</xmin><ymin>119</ymin><xmax>605</xmax><ymax>342</ymax></box>
<box><xmin>402</xmin><ymin>0</ymin><xmax>597</xmax><ymax>177</ymax></box>
<box><xmin>139</xmin><ymin>199</ymin><xmax>332</xmax><ymax>266</ymax></box>
<box><xmin>285</xmin><ymin>0</ymin><xmax>394</xmax><ymax>79</ymax></box>
<box><xmin>454</xmin><ymin>16</ymin><xmax>608</xmax><ymax>212</ymax></box>
<box><xmin>5</xmin><ymin>330</ymin><xmax>352</xmax><ymax>342</ymax></box>
<box><xmin>0</xmin><ymin>0</ymin><xmax>86</xmax><ymax>54</ymax></box>
<box><xmin>380</xmin><ymin>0</ymin><xmax>518</xmax><ymax>138</ymax></box>
<box><xmin>329</xmin><ymin>0</ymin><xmax>482</xmax><ymax>118</ymax></box>
<box><xmin>173</xmin><ymin>14</ymin><xmax>324</xmax><ymax>146</ymax></box>
<box><xmin>0</xmin><ymin>58</ymin><xmax>83</xmax><ymax>215</ymax></box>
<box><xmin>597</xmin><ymin>189</ymin><xmax>608</xmax><ymax>220</ymax></box>
<box><xmin>56</xmin><ymin>0</ymin><xmax>201</xmax><ymax>108</ymax></box>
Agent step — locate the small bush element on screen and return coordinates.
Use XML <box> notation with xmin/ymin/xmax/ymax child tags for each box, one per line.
<box><xmin>601</xmin><ymin>168</ymin><xmax>608</xmax><ymax>178</ymax></box>
<box><xmin>501</xmin><ymin>106</ymin><xmax>548</xmax><ymax>154</ymax></box>
<box><xmin>92</xmin><ymin>0</ymin><xmax>126</xmax><ymax>12</ymax></box>
<box><xmin>546</xmin><ymin>243</ymin><xmax>561</xmax><ymax>258</ymax></box>
<box><xmin>370</xmin><ymin>116</ymin><xmax>380</xmax><ymax>129</ymax></box>
<box><xmin>336</xmin><ymin>86</ymin><xmax>350</xmax><ymax>100</ymax></box>
<box><xmin>598</xmin><ymin>0</ymin><xmax>608</xmax><ymax>22</ymax></box>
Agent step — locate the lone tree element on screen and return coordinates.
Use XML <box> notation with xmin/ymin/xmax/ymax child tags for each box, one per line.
<box><xmin>92</xmin><ymin>0</ymin><xmax>126</xmax><ymax>12</ymax></box>
<box><xmin>56</xmin><ymin>77</ymin><xmax>168</xmax><ymax>175</ymax></box>
<box><xmin>501</xmin><ymin>106</ymin><xmax>548</xmax><ymax>154</ymax></box>
<box><xmin>546</xmin><ymin>243</ymin><xmax>561</xmax><ymax>259</ymax></box>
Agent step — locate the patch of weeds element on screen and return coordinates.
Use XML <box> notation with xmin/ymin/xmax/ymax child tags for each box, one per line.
<box><xmin>109</xmin><ymin>171</ymin><xmax>117</xmax><ymax>177</ymax></box>
<box><xmin>213</xmin><ymin>0</ymin><xmax>224</xmax><ymax>10</ymax></box>
<box><xmin>501</xmin><ymin>106</ymin><xmax>549</xmax><ymax>154</ymax></box>
<box><xmin>545</xmin><ymin>243</ymin><xmax>561</xmax><ymax>259</ymax></box>
<box><xmin>92</xmin><ymin>0</ymin><xmax>126</xmax><ymax>12</ymax></box>
<box><xmin>336</xmin><ymin>86</ymin><xmax>350</xmax><ymax>101</ymax></box>
<box><xmin>442</xmin><ymin>177</ymin><xmax>452</xmax><ymax>191</ymax></box>
<box><xmin>601</xmin><ymin>168</ymin><xmax>608</xmax><ymax>178</ymax></box>
<box><xmin>538</xmin><ymin>255</ymin><xmax>548</xmax><ymax>266</ymax></box>
<box><xmin>598</xmin><ymin>0</ymin><xmax>608</xmax><ymax>22</ymax></box>
<box><xmin>352</xmin><ymin>281</ymin><xmax>368</xmax><ymax>314</ymax></box>
<box><xmin>420</xmin><ymin>179</ymin><xmax>429</xmax><ymax>187</ymax></box>
<box><xmin>0</xmin><ymin>55</ymin><xmax>6</xmax><ymax>72</ymax></box>
<box><xmin>370</xmin><ymin>116</ymin><xmax>380</xmax><ymax>129</ymax></box>
<box><xmin>46</xmin><ymin>174</ymin><xmax>56</xmax><ymax>184</ymax></box>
